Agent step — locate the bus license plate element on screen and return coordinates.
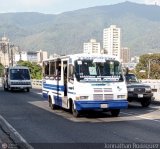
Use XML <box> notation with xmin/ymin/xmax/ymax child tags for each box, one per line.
<box><xmin>101</xmin><ymin>104</ymin><xmax>108</xmax><ymax>108</ymax></box>
<box><xmin>138</xmin><ymin>94</ymin><xmax>143</xmax><ymax>98</ymax></box>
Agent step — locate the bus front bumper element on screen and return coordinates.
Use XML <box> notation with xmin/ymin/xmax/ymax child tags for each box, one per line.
<box><xmin>75</xmin><ymin>100</ymin><xmax>128</xmax><ymax>111</ymax></box>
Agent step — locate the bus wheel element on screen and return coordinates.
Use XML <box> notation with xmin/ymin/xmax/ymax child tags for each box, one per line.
<box><xmin>71</xmin><ymin>101</ymin><xmax>80</xmax><ymax>117</ymax></box>
<box><xmin>26</xmin><ymin>88</ymin><xmax>30</xmax><ymax>92</ymax></box>
<box><xmin>49</xmin><ymin>96</ymin><xmax>57</xmax><ymax>110</ymax></box>
<box><xmin>110</xmin><ymin>109</ymin><xmax>120</xmax><ymax>117</ymax></box>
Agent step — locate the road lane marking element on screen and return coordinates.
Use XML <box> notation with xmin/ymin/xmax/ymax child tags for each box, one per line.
<box><xmin>121</xmin><ymin>112</ymin><xmax>160</xmax><ymax>123</ymax></box>
<box><xmin>0</xmin><ymin>115</ymin><xmax>33</xmax><ymax>149</ymax></box>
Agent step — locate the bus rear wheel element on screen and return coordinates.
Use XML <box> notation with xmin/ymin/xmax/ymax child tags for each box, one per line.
<box><xmin>49</xmin><ymin>96</ymin><xmax>57</xmax><ymax>110</ymax></box>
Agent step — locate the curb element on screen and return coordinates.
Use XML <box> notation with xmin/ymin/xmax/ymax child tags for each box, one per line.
<box><xmin>0</xmin><ymin>115</ymin><xmax>34</xmax><ymax>149</ymax></box>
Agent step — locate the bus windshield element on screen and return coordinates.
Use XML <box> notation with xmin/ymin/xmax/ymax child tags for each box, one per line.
<box><xmin>10</xmin><ymin>69</ymin><xmax>30</xmax><ymax>80</ymax></box>
<box><xmin>74</xmin><ymin>59</ymin><xmax>123</xmax><ymax>82</ymax></box>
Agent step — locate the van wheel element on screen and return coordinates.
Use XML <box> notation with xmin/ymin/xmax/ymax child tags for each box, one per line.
<box><xmin>4</xmin><ymin>85</ymin><xmax>8</xmax><ymax>91</ymax></box>
<box><xmin>71</xmin><ymin>101</ymin><xmax>80</xmax><ymax>117</ymax></box>
<box><xmin>111</xmin><ymin>109</ymin><xmax>120</xmax><ymax>117</ymax></box>
<box><xmin>7</xmin><ymin>85</ymin><xmax>11</xmax><ymax>91</ymax></box>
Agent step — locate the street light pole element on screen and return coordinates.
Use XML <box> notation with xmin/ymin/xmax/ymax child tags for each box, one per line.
<box><xmin>148</xmin><ymin>59</ymin><xmax>151</xmax><ymax>79</ymax></box>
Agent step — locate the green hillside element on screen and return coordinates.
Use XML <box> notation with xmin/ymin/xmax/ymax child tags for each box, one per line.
<box><xmin>0</xmin><ymin>2</ymin><xmax>160</xmax><ymax>56</ymax></box>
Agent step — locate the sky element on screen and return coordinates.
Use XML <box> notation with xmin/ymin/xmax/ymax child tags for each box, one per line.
<box><xmin>0</xmin><ymin>0</ymin><xmax>159</xmax><ymax>14</ymax></box>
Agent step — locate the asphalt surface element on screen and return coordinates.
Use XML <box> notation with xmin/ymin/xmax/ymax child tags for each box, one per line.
<box><xmin>0</xmin><ymin>88</ymin><xmax>160</xmax><ymax>149</ymax></box>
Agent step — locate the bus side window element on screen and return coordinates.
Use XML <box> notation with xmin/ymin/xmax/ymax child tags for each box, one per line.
<box><xmin>44</xmin><ymin>62</ymin><xmax>49</xmax><ymax>78</ymax></box>
<box><xmin>55</xmin><ymin>60</ymin><xmax>61</xmax><ymax>80</ymax></box>
<box><xmin>50</xmin><ymin>61</ymin><xmax>55</xmax><ymax>80</ymax></box>
<box><xmin>69</xmin><ymin>64</ymin><xmax>74</xmax><ymax>80</ymax></box>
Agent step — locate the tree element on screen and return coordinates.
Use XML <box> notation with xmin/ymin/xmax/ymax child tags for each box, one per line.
<box><xmin>17</xmin><ymin>61</ymin><xmax>42</xmax><ymax>79</ymax></box>
<box><xmin>0</xmin><ymin>63</ymin><xmax>4</xmax><ymax>77</ymax></box>
<box><xmin>136</xmin><ymin>53</ymin><xmax>160</xmax><ymax>79</ymax></box>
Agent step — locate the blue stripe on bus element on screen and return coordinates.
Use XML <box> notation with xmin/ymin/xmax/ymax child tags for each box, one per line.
<box><xmin>43</xmin><ymin>92</ymin><xmax>62</xmax><ymax>107</ymax></box>
<box><xmin>43</xmin><ymin>83</ymin><xmax>65</xmax><ymax>91</ymax></box>
<box><xmin>54</xmin><ymin>96</ymin><xmax>62</xmax><ymax>107</ymax></box>
<box><xmin>43</xmin><ymin>92</ymin><xmax>48</xmax><ymax>99</ymax></box>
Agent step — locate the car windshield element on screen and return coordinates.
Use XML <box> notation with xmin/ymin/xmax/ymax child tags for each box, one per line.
<box><xmin>125</xmin><ymin>74</ymin><xmax>138</xmax><ymax>83</ymax></box>
<box><xmin>10</xmin><ymin>69</ymin><xmax>30</xmax><ymax>80</ymax></box>
<box><xmin>74</xmin><ymin>59</ymin><xmax>123</xmax><ymax>82</ymax></box>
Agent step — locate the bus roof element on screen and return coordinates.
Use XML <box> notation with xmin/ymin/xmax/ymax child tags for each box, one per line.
<box><xmin>43</xmin><ymin>53</ymin><xmax>119</xmax><ymax>62</ymax></box>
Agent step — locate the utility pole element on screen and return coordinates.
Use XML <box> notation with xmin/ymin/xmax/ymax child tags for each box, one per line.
<box><xmin>147</xmin><ymin>59</ymin><xmax>151</xmax><ymax>79</ymax></box>
<box><xmin>18</xmin><ymin>46</ymin><xmax>22</xmax><ymax>61</ymax></box>
<box><xmin>10</xmin><ymin>44</ymin><xmax>14</xmax><ymax>66</ymax></box>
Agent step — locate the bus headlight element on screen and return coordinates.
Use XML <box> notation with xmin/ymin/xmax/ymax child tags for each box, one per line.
<box><xmin>76</xmin><ymin>96</ymin><xmax>89</xmax><ymax>100</ymax></box>
<box><xmin>117</xmin><ymin>95</ymin><xmax>126</xmax><ymax>99</ymax></box>
<box><xmin>80</xmin><ymin>96</ymin><xmax>89</xmax><ymax>100</ymax></box>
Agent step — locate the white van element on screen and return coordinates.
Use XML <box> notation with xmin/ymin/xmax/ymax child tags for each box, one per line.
<box><xmin>3</xmin><ymin>66</ymin><xmax>32</xmax><ymax>92</ymax></box>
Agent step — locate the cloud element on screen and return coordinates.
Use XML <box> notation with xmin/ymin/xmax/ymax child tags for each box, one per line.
<box><xmin>144</xmin><ymin>0</ymin><xmax>160</xmax><ymax>5</ymax></box>
<box><xmin>0</xmin><ymin>0</ymin><xmax>62</xmax><ymax>13</ymax></box>
<box><xmin>0</xmin><ymin>0</ymin><xmax>158</xmax><ymax>14</ymax></box>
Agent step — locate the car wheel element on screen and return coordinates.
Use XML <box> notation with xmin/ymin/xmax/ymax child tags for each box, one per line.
<box><xmin>111</xmin><ymin>109</ymin><xmax>120</xmax><ymax>117</ymax></box>
<box><xmin>141</xmin><ymin>98</ymin><xmax>151</xmax><ymax>107</ymax></box>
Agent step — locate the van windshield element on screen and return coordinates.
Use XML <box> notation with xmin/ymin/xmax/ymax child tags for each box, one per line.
<box><xmin>10</xmin><ymin>69</ymin><xmax>30</xmax><ymax>80</ymax></box>
<box><xmin>74</xmin><ymin>59</ymin><xmax>123</xmax><ymax>82</ymax></box>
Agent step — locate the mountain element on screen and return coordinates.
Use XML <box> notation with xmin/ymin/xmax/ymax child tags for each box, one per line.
<box><xmin>0</xmin><ymin>1</ymin><xmax>160</xmax><ymax>56</ymax></box>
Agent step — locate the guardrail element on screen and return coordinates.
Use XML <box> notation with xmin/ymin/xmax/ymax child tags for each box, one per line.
<box><xmin>32</xmin><ymin>80</ymin><xmax>42</xmax><ymax>89</ymax></box>
<box><xmin>0</xmin><ymin>77</ymin><xmax>2</xmax><ymax>87</ymax></box>
<box><xmin>141</xmin><ymin>79</ymin><xmax>160</xmax><ymax>101</ymax></box>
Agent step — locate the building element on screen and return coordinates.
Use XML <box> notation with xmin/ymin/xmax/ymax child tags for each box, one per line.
<box><xmin>37</xmin><ymin>50</ymin><xmax>48</xmax><ymax>64</ymax></box>
<box><xmin>0</xmin><ymin>36</ymin><xmax>10</xmax><ymax>66</ymax></box>
<box><xmin>15</xmin><ymin>50</ymin><xmax>48</xmax><ymax>64</ymax></box>
<box><xmin>103</xmin><ymin>25</ymin><xmax>121</xmax><ymax>59</ymax></box>
<box><xmin>121</xmin><ymin>47</ymin><xmax>131</xmax><ymax>63</ymax></box>
<box><xmin>83</xmin><ymin>39</ymin><xmax>101</xmax><ymax>54</ymax></box>
<box><xmin>131</xmin><ymin>56</ymin><xmax>140</xmax><ymax>63</ymax></box>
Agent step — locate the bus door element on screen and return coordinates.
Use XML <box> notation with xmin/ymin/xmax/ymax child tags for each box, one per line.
<box><xmin>55</xmin><ymin>59</ymin><xmax>61</xmax><ymax>106</ymax></box>
<box><xmin>62</xmin><ymin>60</ymin><xmax>68</xmax><ymax>96</ymax></box>
<box><xmin>61</xmin><ymin>60</ymin><xmax>68</xmax><ymax>108</ymax></box>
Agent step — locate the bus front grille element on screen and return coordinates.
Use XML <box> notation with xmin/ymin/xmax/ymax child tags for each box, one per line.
<box><xmin>93</xmin><ymin>94</ymin><xmax>113</xmax><ymax>100</ymax></box>
<box><xmin>93</xmin><ymin>94</ymin><xmax>103</xmax><ymax>100</ymax></box>
<box><xmin>104</xmin><ymin>94</ymin><xmax>113</xmax><ymax>100</ymax></box>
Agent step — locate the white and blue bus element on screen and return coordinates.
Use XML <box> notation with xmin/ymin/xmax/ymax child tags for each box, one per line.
<box><xmin>42</xmin><ymin>53</ymin><xmax>128</xmax><ymax>117</ymax></box>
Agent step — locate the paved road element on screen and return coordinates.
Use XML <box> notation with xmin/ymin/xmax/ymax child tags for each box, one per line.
<box><xmin>0</xmin><ymin>88</ymin><xmax>160</xmax><ymax>149</ymax></box>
